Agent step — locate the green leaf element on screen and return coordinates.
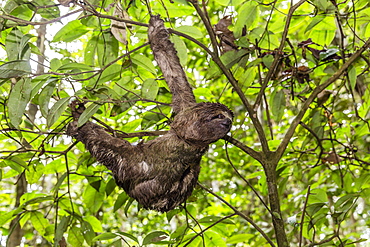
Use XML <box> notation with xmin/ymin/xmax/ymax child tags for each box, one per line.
<box><xmin>170</xmin><ymin>36</ymin><xmax>188</xmax><ymax>66</ymax></box>
<box><xmin>5</xmin><ymin>28</ymin><xmax>30</xmax><ymax>60</ymax></box>
<box><xmin>142</xmin><ymin>231</ymin><xmax>169</xmax><ymax>245</ymax></box>
<box><xmin>30</xmin><ymin>76</ymin><xmax>50</xmax><ymax>99</ymax></box>
<box><xmin>68</xmin><ymin>226</ymin><xmax>85</xmax><ymax>247</ymax></box>
<box><xmin>96</xmin><ymin>31</ymin><xmax>119</xmax><ymax>67</ymax></box>
<box><xmin>309</xmin><ymin>17</ymin><xmax>336</xmax><ymax>46</ymax></box>
<box><xmin>174</xmin><ymin>26</ymin><xmax>203</xmax><ymax>39</ymax></box>
<box><xmin>57</xmin><ymin>62</ymin><xmax>93</xmax><ymax>71</ymax></box>
<box><xmin>193</xmin><ymin>87</ymin><xmax>214</xmax><ymax>101</ymax></box>
<box><xmin>117</xmin><ymin>232</ymin><xmax>139</xmax><ymax>243</ymax></box>
<box><xmin>81</xmin><ymin>220</ymin><xmax>96</xmax><ymax>245</ymax></box>
<box><xmin>334</xmin><ymin>194</ymin><xmax>358</xmax><ymax>211</ymax></box>
<box><xmin>319</xmin><ymin>48</ymin><xmax>339</xmax><ymax>61</ymax></box>
<box><xmin>3</xmin><ymin>0</ymin><xmax>20</xmax><ymax>13</ymax></box>
<box><xmin>46</xmin><ymin>97</ymin><xmax>70</xmax><ymax>127</ymax></box>
<box><xmin>306</xmin><ymin>202</ymin><xmax>327</xmax><ymax>217</ymax></box>
<box><xmin>83</xmin><ymin>184</ymin><xmax>104</xmax><ymax>214</ymax></box>
<box><xmin>198</xmin><ymin>216</ymin><xmax>234</xmax><ymax>225</ymax></box>
<box><xmin>99</xmin><ymin>64</ymin><xmax>122</xmax><ymax>83</ymax></box>
<box><xmin>39</xmin><ymin>77</ymin><xmax>58</xmax><ymax>118</ymax></box>
<box><xmin>105</xmin><ymin>178</ymin><xmax>116</xmax><ymax>196</ymax></box>
<box><xmin>152</xmin><ymin>2</ymin><xmax>194</xmax><ymax>18</ymax></box>
<box><xmin>52</xmin><ymin>20</ymin><xmax>89</xmax><ymax>42</ymax></box>
<box><xmin>204</xmin><ymin>231</ymin><xmax>227</xmax><ymax>247</ymax></box>
<box><xmin>309</xmin><ymin>188</ymin><xmax>328</xmax><ymax>203</ymax></box>
<box><xmin>235</xmin><ymin>1</ymin><xmax>259</xmax><ymax>38</ymax></box>
<box><xmin>50</xmin><ymin>58</ymin><xmax>62</xmax><ymax>71</ymax></box>
<box><xmin>0</xmin><ymin>208</ymin><xmax>22</xmax><ymax>226</ymax></box>
<box><xmin>348</xmin><ymin>66</ymin><xmax>357</xmax><ymax>90</ymax></box>
<box><xmin>30</xmin><ymin>211</ymin><xmax>49</xmax><ymax>236</ymax></box>
<box><xmin>142</xmin><ymin>111</ymin><xmax>166</xmax><ymax>129</ymax></box>
<box><xmin>214</xmin><ymin>0</ymin><xmax>230</xmax><ymax>6</ymax></box>
<box><xmin>22</xmin><ymin>195</ymin><xmax>53</xmax><ymax>206</ymax></box>
<box><xmin>270</xmin><ymin>90</ymin><xmax>286</xmax><ymax>122</ymax></box>
<box><xmin>19</xmin><ymin>211</ymin><xmax>31</xmax><ymax>228</ymax></box>
<box><xmin>53</xmin><ymin>172</ymin><xmax>67</xmax><ymax>192</ymax></box>
<box><xmin>84</xmin><ymin>215</ymin><xmax>103</xmax><ymax>232</ymax></box>
<box><xmin>85</xmin><ymin>36</ymin><xmax>98</xmax><ymax>66</ymax></box>
<box><xmin>54</xmin><ymin>216</ymin><xmax>70</xmax><ymax>247</ymax></box>
<box><xmin>131</xmin><ymin>54</ymin><xmax>156</xmax><ymax>75</ymax></box>
<box><xmin>93</xmin><ymin>232</ymin><xmax>118</xmax><ymax>241</ymax></box>
<box><xmin>122</xmin><ymin>119</ymin><xmax>141</xmax><ymax>133</ymax></box>
<box><xmin>305</xmin><ymin>16</ymin><xmax>325</xmax><ymax>33</ymax></box>
<box><xmin>124</xmin><ymin>197</ymin><xmax>135</xmax><ymax>216</ymax></box>
<box><xmin>26</xmin><ymin>163</ymin><xmax>45</xmax><ymax>184</ymax></box>
<box><xmin>227</xmin><ymin>234</ymin><xmax>254</xmax><ymax>244</ymax></box>
<box><xmin>141</xmin><ymin>78</ymin><xmax>159</xmax><ymax>100</ymax></box>
<box><xmin>114</xmin><ymin>192</ymin><xmax>129</xmax><ymax>212</ymax></box>
<box><xmin>2</xmin><ymin>155</ymin><xmax>27</xmax><ymax>172</ymax></box>
<box><xmin>7</xmin><ymin>77</ymin><xmax>32</xmax><ymax>127</ymax></box>
<box><xmin>32</xmin><ymin>0</ymin><xmax>60</xmax><ymax>19</ymax></box>
<box><xmin>0</xmin><ymin>60</ymin><xmax>31</xmax><ymax>79</ymax></box>
<box><xmin>240</xmin><ymin>67</ymin><xmax>256</xmax><ymax>88</ymax></box>
<box><xmin>262</xmin><ymin>54</ymin><xmax>274</xmax><ymax>69</ymax></box>
<box><xmin>220</xmin><ymin>50</ymin><xmax>249</xmax><ymax>69</ymax></box>
<box><xmin>77</xmin><ymin>103</ymin><xmax>101</xmax><ymax>127</ymax></box>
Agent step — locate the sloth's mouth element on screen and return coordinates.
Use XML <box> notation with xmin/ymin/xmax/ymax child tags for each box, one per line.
<box><xmin>220</xmin><ymin>119</ymin><xmax>232</xmax><ymax>129</ymax></box>
<box><xmin>221</xmin><ymin>123</ymin><xmax>231</xmax><ymax>129</ymax></box>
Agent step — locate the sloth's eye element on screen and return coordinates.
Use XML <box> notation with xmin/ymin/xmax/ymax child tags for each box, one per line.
<box><xmin>211</xmin><ymin>114</ymin><xmax>225</xmax><ymax>120</ymax></box>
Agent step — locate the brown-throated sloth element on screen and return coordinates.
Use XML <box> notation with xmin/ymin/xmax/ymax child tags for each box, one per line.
<box><xmin>67</xmin><ymin>16</ymin><xmax>233</xmax><ymax>212</ymax></box>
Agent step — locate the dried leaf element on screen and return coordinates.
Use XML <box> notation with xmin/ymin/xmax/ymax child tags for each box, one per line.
<box><xmin>214</xmin><ymin>16</ymin><xmax>237</xmax><ymax>53</ymax></box>
<box><xmin>111</xmin><ymin>2</ymin><xmax>129</xmax><ymax>45</ymax></box>
<box><xmin>58</xmin><ymin>0</ymin><xmax>75</xmax><ymax>7</ymax></box>
<box><xmin>317</xmin><ymin>90</ymin><xmax>333</xmax><ymax>106</ymax></box>
<box><xmin>322</xmin><ymin>152</ymin><xmax>342</xmax><ymax>164</ymax></box>
<box><xmin>296</xmin><ymin>65</ymin><xmax>310</xmax><ymax>84</ymax></box>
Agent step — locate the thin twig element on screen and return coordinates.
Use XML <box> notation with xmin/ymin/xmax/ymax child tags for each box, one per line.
<box><xmin>222</xmin><ymin>135</ymin><xmax>263</xmax><ymax>163</ymax></box>
<box><xmin>0</xmin><ymin>9</ymin><xmax>83</xmax><ymax>26</ymax></box>
<box><xmin>224</xmin><ymin>142</ymin><xmax>271</xmax><ymax>214</ymax></box>
<box><xmin>275</xmin><ymin>37</ymin><xmax>370</xmax><ymax>161</ymax></box>
<box><xmin>254</xmin><ymin>0</ymin><xmax>307</xmax><ymax>109</ymax></box>
<box><xmin>299</xmin><ymin>185</ymin><xmax>311</xmax><ymax>247</ymax></box>
<box><xmin>198</xmin><ymin>183</ymin><xmax>276</xmax><ymax>247</ymax></box>
<box><xmin>183</xmin><ymin>213</ymin><xmax>236</xmax><ymax>247</ymax></box>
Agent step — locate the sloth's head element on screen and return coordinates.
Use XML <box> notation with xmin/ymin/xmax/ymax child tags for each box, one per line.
<box><xmin>171</xmin><ymin>102</ymin><xmax>233</xmax><ymax>146</ymax></box>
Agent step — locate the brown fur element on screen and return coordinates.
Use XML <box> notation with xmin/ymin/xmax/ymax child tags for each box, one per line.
<box><xmin>67</xmin><ymin>103</ymin><xmax>232</xmax><ymax>212</ymax></box>
<box><xmin>67</xmin><ymin>16</ymin><xmax>233</xmax><ymax>212</ymax></box>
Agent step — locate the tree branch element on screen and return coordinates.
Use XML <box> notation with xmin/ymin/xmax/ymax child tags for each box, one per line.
<box><xmin>198</xmin><ymin>183</ymin><xmax>276</xmax><ymax>247</ymax></box>
<box><xmin>183</xmin><ymin>213</ymin><xmax>236</xmax><ymax>247</ymax></box>
<box><xmin>187</xmin><ymin>0</ymin><xmax>219</xmax><ymax>56</ymax></box>
<box><xmin>275</xmin><ymin>37</ymin><xmax>370</xmax><ymax>161</ymax></box>
<box><xmin>223</xmin><ymin>135</ymin><xmax>263</xmax><ymax>163</ymax></box>
<box><xmin>0</xmin><ymin>9</ymin><xmax>83</xmax><ymax>26</ymax></box>
<box><xmin>254</xmin><ymin>0</ymin><xmax>307</xmax><ymax>109</ymax></box>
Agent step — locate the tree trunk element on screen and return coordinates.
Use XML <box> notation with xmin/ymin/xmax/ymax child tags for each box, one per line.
<box><xmin>7</xmin><ymin>174</ymin><xmax>27</xmax><ymax>247</ymax></box>
<box><xmin>264</xmin><ymin>153</ymin><xmax>289</xmax><ymax>247</ymax></box>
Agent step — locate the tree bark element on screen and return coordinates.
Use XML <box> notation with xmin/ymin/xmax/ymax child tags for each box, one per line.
<box><xmin>7</xmin><ymin>21</ymin><xmax>46</xmax><ymax>247</ymax></box>
<box><xmin>264</xmin><ymin>153</ymin><xmax>289</xmax><ymax>247</ymax></box>
<box><xmin>7</xmin><ymin>174</ymin><xmax>27</xmax><ymax>247</ymax></box>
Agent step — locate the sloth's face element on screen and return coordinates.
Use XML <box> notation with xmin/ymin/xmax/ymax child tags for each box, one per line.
<box><xmin>171</xmin><ymin>103</ymin><xmax>233</xmax><ymax>146</ymax></box>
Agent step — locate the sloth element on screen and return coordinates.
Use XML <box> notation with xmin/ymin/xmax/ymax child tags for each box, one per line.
<box><xmin>67</xmin><ymin>102</ymin><xmax>232</xmax><ymax>212</ymax></box>
<box><xmin>67</xmin><ymin>16</ymin><xmax>233</xmax><ymax>212</ymax></box>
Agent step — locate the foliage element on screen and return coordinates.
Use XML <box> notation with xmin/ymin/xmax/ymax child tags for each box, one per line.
<box><xmin>1</xmin><ymin>0</ymin><xmax>370</xmax><ymax>246</ymax></box>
